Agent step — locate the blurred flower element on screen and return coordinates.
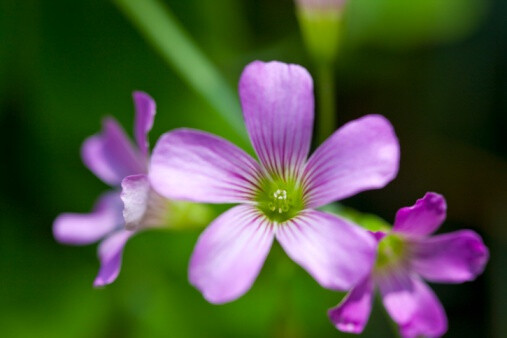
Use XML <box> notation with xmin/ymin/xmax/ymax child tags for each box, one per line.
<box><xmin>328</xmin><ymin>192</ymin><xmax>489</xmax><ymax>337</ymax></box>
<box><xmin>53</xmin><ymin>92</ymin><xmax>168</xmax><ymax>286</ymax></box>
<box><xmin>149</xmin><ymin>60</ymin><xmax>400</xmax><ymax>304</ymax></box>
<box><xmin>295</xmin><ymin>0</ymin><xmax>347</xmax><ymax>64</ymax></box>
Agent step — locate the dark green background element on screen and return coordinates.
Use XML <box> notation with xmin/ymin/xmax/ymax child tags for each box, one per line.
<box><xmin>1</xmin><ymin>0</ymin><xmax>505</xmax><ymax>337</ymax></box>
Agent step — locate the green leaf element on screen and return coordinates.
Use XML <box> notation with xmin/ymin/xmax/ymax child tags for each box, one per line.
<box><xmin>320</xmin><ymin>203</ymin><xmax>391</xmax><ymax>232</ymax></box>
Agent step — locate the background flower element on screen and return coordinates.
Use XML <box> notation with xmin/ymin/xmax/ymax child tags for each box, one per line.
<box><xmin>329</xmin><ymin>193</ymin><xmax>489</xmax><ymax>337</ymax></box>
<box><xmin>53</xmin><ymin>92</ymin><xmax>158</xmax><ymax>286</ymax></box>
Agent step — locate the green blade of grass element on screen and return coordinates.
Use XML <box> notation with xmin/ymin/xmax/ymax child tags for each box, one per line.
<box><xmin>114</xmin><ymin>0</ymin><xmax>247</xmax><ymax>141</ymax></box>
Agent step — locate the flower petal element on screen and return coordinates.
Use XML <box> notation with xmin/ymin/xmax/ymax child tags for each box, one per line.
<box><xmin>189</xmin><ymin>205</ymin><xmax>275</xmax><ymax>304</ymax></box>
<box><xmin>94</xmin><ymin>229</ymin><xmax>134</xmax><ymax>287</ymax></box>
<box><xmin>133</xmin><ymin>91</ymin><xmax>156</xmax><ymax>156</ymax></box>
<box><xmin>239</xmin><ymin>61</ymin><xmax>314</xmax><ymax>180</ymax></box>
<box><xmin>53</xmin><ymin>192</ymin><xmax>123</xmax><ymax>245</ymax></box>
<box><xmin>377</xmin><ymin>268</ymin><xmax>418</xmax><ymax>324</ymax></box>
<box><xmin>303</xmin><ymin>115</ymin><xmax>399</xmax><ymax>208</ymax></box>
<box><xmin>276</xmin><ymin>210</ymin><xmax>376</xmax><ymax>290</ymax></box>
<box><xmin>328</xmin><ymin>277</ymin><xmax>374</xmax><ymax>334</ymax></box>
<box><xmin>398</xmin><ymin>277</ymin><xmax>447</xmax><ymax>338</ymax></box>
<box><xmin>150</xmin><ymin>129</ymin><xmax>262</xmax><ymax>204</ymax></box>
<box><xmin>81</xmin><ymin>117</ymin><xmax>146</xmax><ymax>185</ymax></box>
<box><xmin>409</xmin><ymin>230</ymin><xmax>489</xmax><ymax>283</ymax></box>
<box><xmin>121</xmin><ymin>174</ymin><xmax>150</xmax><ymax>231</ymax></box>
<box><xmin>393</xmin><ymin>192</ymin><xmax>447</xmax><ymax>237</ymax></box>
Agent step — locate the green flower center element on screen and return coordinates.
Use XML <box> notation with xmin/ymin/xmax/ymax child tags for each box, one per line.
<box><xmin>375</xmin><ymin>233</ymin><xmax>407</xmax><ymax>271</ymax></box>
<box><xmin>255</xmin><ymin>178</ymin><xmax>305</xmax><ymax>223</ymax></box>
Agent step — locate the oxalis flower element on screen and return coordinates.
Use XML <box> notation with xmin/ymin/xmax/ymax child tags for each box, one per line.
<box><xmin>53</xmin><ymin>92</ymin><xmax>170</xmax><ymax>286</ymax></box>
<box><xmin>329</xmin><ymin>192</ymin><xmax>489</xmax><ymax>337</ymax></box>
<box><xmin>149</xmin><ymin>60</ymin><xmax>400</xmax><ymax>303</ymax></box>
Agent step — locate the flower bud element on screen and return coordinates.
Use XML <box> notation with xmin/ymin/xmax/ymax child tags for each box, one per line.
<box><xmin>295</xmin><ymin>0</ymin><xmax>347</xmax><ymax>64</ymax></box>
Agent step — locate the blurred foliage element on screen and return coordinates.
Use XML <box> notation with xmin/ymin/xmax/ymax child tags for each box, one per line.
<box><xmin>330</xmin><ymin>205</ymin><xmax>392</xmax><ymax>233</ymax></box>
<box><xmin>345</xmin><ymin>0</ymin><xmax>488</xmax><ymax>49</ymax></box>
<box><xmin>0</xmin><ymin>0</ymin><xmax>505</xmax><ymax>337</ymax></box>
<box><xmin>114</xmin><ymin>0</ymin><xmax>249</xmax><ymax>147</ymax></box>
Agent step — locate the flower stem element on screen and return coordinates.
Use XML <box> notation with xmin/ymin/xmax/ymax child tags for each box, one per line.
<box><xmin>113</xmin><ymin>0</ymin><xmax>248</xmax><ymax>143</ymax></box>
<box><xmin>376</xmin><ymin>293</ymin><xmax>402</xmax><ymax>338</ymax></box>
<box><xmin>316</xmin><ymin>62</ymin><xmax>336</xmax><ymax>144</ymax></box>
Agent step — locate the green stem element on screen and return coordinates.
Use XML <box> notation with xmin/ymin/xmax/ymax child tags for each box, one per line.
<box><xmin>113</xmin><ymin>0</ymin><xmax>247</xmax><ymax>142</ymax></box>
<box><xmin>271</xmin><ymin>245</ymin><xmax>303</xmax><ymax>338</ymax></box>
<box><xmin>316</xmin><ymin>62</ymin><xmax>336</xmax><ymax>144</ymax></box>
<box><xmin>376</xmin><ymin>293</ymin><xmax>402</xmax><ymax>338</ymax></box>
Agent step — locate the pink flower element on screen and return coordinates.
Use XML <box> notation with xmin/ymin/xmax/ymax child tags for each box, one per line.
<box><xmin>329</xmin><ymin>192</ymin><xmax>489</xmax><ymax>337</ymax></box>
<box><xmin>149</xmin><ymin>60</ymin><xmax>400</xmax><ymax>303</ymax></box>
<box><xmin>53</xmin><ymin>92</ymin><xmax>167</xmax><ymax>286</ymax></box>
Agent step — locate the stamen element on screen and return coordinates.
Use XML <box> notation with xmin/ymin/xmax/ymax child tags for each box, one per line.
<box><xmin>374</xmin><ymin>234</ymin><xmax>407</xmax><ymax>272</ymax></box>
<box><xmin>255</xmin><ymin>178</ymin><xmax>304</xmax><ymax>223</ymax></box>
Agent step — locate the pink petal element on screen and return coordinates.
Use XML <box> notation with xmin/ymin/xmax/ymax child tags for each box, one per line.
<box><xmin>189</xmin><ymin>205</ymin><xmax>275</xmax><ymax>304</ymax></box>
<box><xmin>276</xmin><ymin>210</ymin><xmax>376</xmax><ymax>290</ymax></box>
<box><xmin>150</xmin><ymin>129</ymin><xmax>262</xmax><ymax>204</ymax></box>
<box><xmin>53</xmin><ymin>192</ymin><xmax>123</xmax><ymax>245</ymax></box>
<box><xmin>409</xmin><ymin>230</ymin><xmax>489</xmax><ymax>283</ymax></box>
<box><xmin>121</xmin><ymin>174</ymin><xmax>151</xmax><ymax>231</ymax></box>
<box><xmin>239</xmin><ymin>61</ymin><xmax>314</xmax><ymax>180</ymax></box>
<box><xmin>303</xmin><ymin>115</ymin><xmax>399</xmax><ymax>208</ymax></box>
<box><xmin>377</xmin><ymin>269</ymin><xmax>418</xmax><ymax>324</ymax></box>
<box><xmin>133</xmin><ymin>91</ymin><xmax>156</xmax><ymax>156</ymax></box>
<box><xmin>393</xmin><ymin>192</ymin><xmax>447</xmax><ymax>237</ymax></box>
<box><xmin>94</xmin><ymin>229</ymin><xmax>134</xmax><ymax>287</ymax></box>
<box><xmin>328</xmin><ymin>277</ymin><xmax>374</xmax><ymax>334</ymax></box>
<box><xmin>81</xmin><ymin>117</ymin><xmax>146</xmax><ymax>185</ymax></box>
<box><xmin>398</xmin><ymin>277</ymin><xmax>447</xmax><ymax>338</ymax></box>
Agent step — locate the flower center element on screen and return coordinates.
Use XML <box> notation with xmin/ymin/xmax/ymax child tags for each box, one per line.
<box><xmin>256</xmin><ymin>178</ymin><xmax>304</xmax><ymax>223</ymax></box>
<box><xmin>270</xmin><ymin>189</ymin><xmax>290</xmax><ymax>213</ymax></box>
<box><xmin>374</xmin><ymin>233</ymin><xmax>407</xmax><ymax>272</ymax></box>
